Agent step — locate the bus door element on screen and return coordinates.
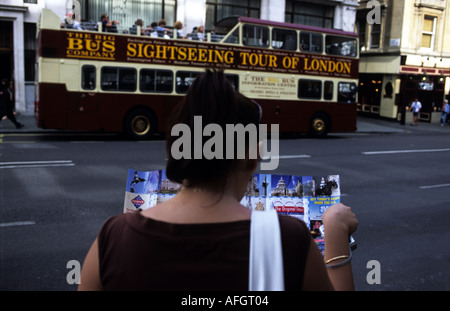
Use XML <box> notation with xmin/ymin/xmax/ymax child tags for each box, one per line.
<box><xmin>68</xmin><ymin>65</ymin><xmax>99</xmax><ymax>130</ymax></box>
<box><xmin>263</xmin><ymin>99</ymin><xmax>304</xmax><ymax>133</ymax></box>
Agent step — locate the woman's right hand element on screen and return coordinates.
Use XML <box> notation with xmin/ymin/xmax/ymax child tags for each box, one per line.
<box><xmin>322</xmin><ymin>203</ymin><xmax>358</xmax><ymax>236</ymax></box>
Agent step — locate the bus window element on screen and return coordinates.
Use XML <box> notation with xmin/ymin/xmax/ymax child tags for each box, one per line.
<box><xmin>326</xmin><ymin>35</ymin><xmax>357</xmax><ymax>57</ymax></box>
<box><xmin>272</xmin><ymin>28</ymin><xmax>297</xmax><ymax>51</ymax></box>
<box><xmin>298</xmin><ymin>79</ymin><xmax>322</xmax><ymax>100</ymax></box>
<box><xmin>82</xmin><ymin>65</ymin><xmax>96</xmax><ymax>90</ymax></box>
<box><xmin>338</xmin><ymin>82</ymin><xmax>357</xmax><ymax>103</ymax></box>
<box><xmin>140</xmin><ymin>69</ymin><xmax>173</xmax><ymax>93</ymax></box>
<box><xmin>243</xmin><ymin>24</ymin><xmax>269</xmax><ymax>48</ymax></box>
<box><xmin>300</xmin><ymin>32</ymin><xmax>323</xmax><ymax>53</ymax></box>
<box><xmin>101</xmin><ymin>67</ymin><xmax>137</xmax><ymax>92</ymax></box>
<box><xmin>324</xmin><ymin>81</ymin><xmax>333</xmax><ymax>100</ymax></box>
<box><xmin>176</xmin><ymin>71</ymin><xmax>201</xmax><ymax>94</ymax></box>
<box><xmin>224</xmin><ymin>27</ymin><xmax>240</xmax><ymax>44</ymax></box>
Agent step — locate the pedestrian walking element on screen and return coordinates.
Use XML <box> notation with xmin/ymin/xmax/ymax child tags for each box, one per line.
<box><xmin>0</xmin><ymin>79</ymin><xmax>24</xmax><ymax>129</ymax></box>
<box><xmin>440</xmin><ymin>99</ymin><xmax>449</xmax><ymax>126</ymax></box>
<box><xmin>410</xmin><ymin>98</ymin><xmax>422</xmax><ymax>126</ymax></box>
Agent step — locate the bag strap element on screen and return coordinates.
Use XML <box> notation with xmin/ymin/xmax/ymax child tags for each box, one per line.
<box><xmin>249</xmin><ymin>209</ymin><xmax>284</xmax><ymax>291</ymax></box>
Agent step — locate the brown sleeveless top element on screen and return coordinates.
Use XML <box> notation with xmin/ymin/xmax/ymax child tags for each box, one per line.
<box><xmin>97</xmin><ymin>210</ymin><xmax>311</xmax><ymax>290</ymax></box>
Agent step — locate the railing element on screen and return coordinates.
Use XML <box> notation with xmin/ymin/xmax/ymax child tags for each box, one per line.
<box><xmin>62</xmin><ymin>21</ymin><xmax>226</xmax><ymax>43</ymax></box>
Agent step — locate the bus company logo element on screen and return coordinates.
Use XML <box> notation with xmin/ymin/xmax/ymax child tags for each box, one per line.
<box><xmin>131</xmin><ymin>195</ymin><xmax>145</xmax><ymax>208</ymax></box>
<box><xmin>66</xmin><ymin>32</ymin><xmax>116</xmax><ymax>60</ymax></box>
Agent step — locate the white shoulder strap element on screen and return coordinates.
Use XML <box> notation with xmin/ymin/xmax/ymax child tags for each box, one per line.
<box><xmin>249</xmin><ymin>209</ymin><xmax>284</xmax><ymax>291</ymax></box>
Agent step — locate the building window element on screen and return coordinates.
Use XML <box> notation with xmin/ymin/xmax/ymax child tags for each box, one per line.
<box><xmin>206</xmin><ymin>0</ymin><xmax>261</xmax><ymax>31</ymax></box>
<box><xmin>24</xmin><ymin>0</ymin><xmax>37</xmax><ymax>3</ymax></box>
<box><xmin>356</xmin><ymin>16</ymin><xmax>367</xmax><ymax>51</ymax></box>
<box><xmin>24</xmin><ymin>23</ymin><xmax>37</xmax><ymax>82</ymax></box>
<box><xmin>0</xmin><ymin>21</ymin><xmax>12</xmax><ymax>49</ymax></box>
<box><xmin>369</xmin><ymin>22</ymin><xmax>381</xmax><ymax>49</ymax></box>
<box><xmin>421</xmin><ymin>15</ymin><xmax>436</xmax><ymax>50</ymax></box>
<box><xmin>286</xmin><ymin>1</ymin><xmax>334</xmax><ymax>29</ymax></box>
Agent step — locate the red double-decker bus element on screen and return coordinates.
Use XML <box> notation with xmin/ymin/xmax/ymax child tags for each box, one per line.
<box><xmin>35</xmin><ymin>9</ymin><xmax>358</xmax><ymax>139</ymax></box>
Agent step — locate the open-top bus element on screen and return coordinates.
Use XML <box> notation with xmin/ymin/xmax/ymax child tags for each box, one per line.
<box><xmin>35</xmin><ymin>9</ymin><xmax>358</xmax><ymax>139</ymax></box>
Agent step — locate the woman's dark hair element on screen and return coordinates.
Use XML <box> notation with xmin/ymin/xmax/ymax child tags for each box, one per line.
<box><xmin>165</xmin><ymin>69</ymin><xmax>260</xmax><ymax>188</ymax></box>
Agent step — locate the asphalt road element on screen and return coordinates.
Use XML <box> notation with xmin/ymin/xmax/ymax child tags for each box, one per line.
<box><xmin>1</xmin><ymin>116</ymin><xmax>449</xmax><ymax>291</ymax></box>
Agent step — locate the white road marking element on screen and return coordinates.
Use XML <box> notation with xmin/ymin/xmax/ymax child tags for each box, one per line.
<box><xmin>262</xmin><ymin>154</ymin><xmax>311</xmax><ymax>160</ymax></box>
<box><xmin>275</xmin><ymin>155</ymin><xmax>311</xmax><ymax>159</ymax></box>
<box><xmin>362</xmin><ymin>148</ymin><xmax>450</xmax><ymax>155</ymax></box>
<box><xmin>0</xmin><ymin>221</ymin><xmax>36</xmax><ymax>228</ymax></box>
<box><xmin>361</xmin><ymin>148</ymin><xmax>450</xmax><ymax>155</ymax></box>
<box><xmin>419</xmin><ymin>184</ymin><xmax>450</xmax><ymax>190</ymax></box>
<box><xmin>0</xmin><ymin>160</ymin><xmax>74</xmax><ymax>169</ymax></box>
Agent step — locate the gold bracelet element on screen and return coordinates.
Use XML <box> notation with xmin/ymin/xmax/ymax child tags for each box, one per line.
<box><xmin>324</xmin><ymin>254</ymin><xmax>350</xmax><ymax>265</ymax></box>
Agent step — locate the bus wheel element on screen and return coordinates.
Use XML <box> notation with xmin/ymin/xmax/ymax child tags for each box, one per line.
<box><xmin>309</xmin><ymin>113</ymin><xmax>329</xmax><ymax>137</ymax></box>
<box><xmin>124</xmin><ymin>109</ymin><xmax>157</xmax><ymax>140</ymax></box>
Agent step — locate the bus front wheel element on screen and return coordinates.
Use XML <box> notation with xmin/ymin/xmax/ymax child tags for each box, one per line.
<box><xmin>309</xmin><ymin>113</ymin><xmax>330</xmax><ymax>137</ymax></box>
<box><xmin>124</xmin><ymin>108</ymin><xmax>157</xmax><ymax>140</ymax></box>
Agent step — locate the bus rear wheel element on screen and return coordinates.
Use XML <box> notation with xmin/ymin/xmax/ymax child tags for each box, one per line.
<box><xmin>309</xmin><ymin>113</ymin><xmax>330</xmax><ymax>137</ymax></box>
<box><xmin>124</xmin><ymin>108</ymin><xmax>157</xmax><ymax>140</ymax></box>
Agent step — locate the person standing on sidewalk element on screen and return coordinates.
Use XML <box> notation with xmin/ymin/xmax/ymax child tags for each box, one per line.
<box><xmin>440</xmin><ymin>99</ymin><xmax>449</xmax><ymax>127</ymax></box>
<box><xmin>0</xmin><ymin>79</ymin><xmax>24</xmax><ymax>129</ymax></box>
<box><xmin>410</xmin><ymin>98</ymin><xmax>422</xmax><ymax>126</ymax></box>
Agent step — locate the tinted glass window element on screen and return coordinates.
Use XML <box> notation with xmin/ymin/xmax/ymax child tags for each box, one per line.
<box><xmin>300</xmin><ymin>32</ymin><xmax>323</xmax><ymax>53</ymax></box>
<box><xmin>140</xmin><ymin>69</ymin><xmax>173</xmax><ymax>93</ymax></box>
<box><xmin>101</xmin><ymin>67</ymin><xmax>136</xmax><ymax>92</ymax></box>
<box><xmin>324</xmin><ymin>81</ymin><xmax>333</xmax><ymax>100</ymax></box>
<box><xmin>243</xmin><ymin>24</ymin><xmax>269</xmax><ymax>48</ymax></box>
<box><xmin>176</xmin><ymin>71</ymin><xmax>202</xmax><ymax>94</ymax></box>
<box><xmin>272</xmin><ymin>28</ymin><xmax>297</xmax><ymax>51</ymax></box>
<box><xmin>224</xmin><ymin>28</ymin><xmax>240</xmax><ymax>44</ymax></box>
<box><xmin>82</xmin><ymin>65</ymin><xmax>96</xmax><ymax>90</ymax></box>
<box><xmin>298</xmin><ymin>79</ymin><xmax>322</xmax><ymax>99</ymax></box>
<box><xmin>326</xmin><ymin>35</ymin><xmax>357</xmax><ymax>57</ymax></box>
<box><xmin>338</xmin><ymin>82</ymin><xmax>357</xmax><ymax>103</ymax></box>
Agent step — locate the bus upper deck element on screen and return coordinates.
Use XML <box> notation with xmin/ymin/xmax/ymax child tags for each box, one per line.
<box><xmin>41</xmin><ymin>9</ymin><xmax>358</xmax><ymax>75</ymax></box>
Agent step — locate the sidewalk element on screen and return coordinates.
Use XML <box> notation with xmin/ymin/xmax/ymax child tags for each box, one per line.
<box><xmin>1</xmin><ymin>114</ymin><xmax>449</xmax><ymax>134</ymax></box>
<box><xmin>355</xmin><ymin>115</ymin><xmax>450</xmax><ymax>134</ymax></box>
<box><xmin>0</xmin><ymin>114</ymin><xmax>55</xmax><ymax>133</ymax></box>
